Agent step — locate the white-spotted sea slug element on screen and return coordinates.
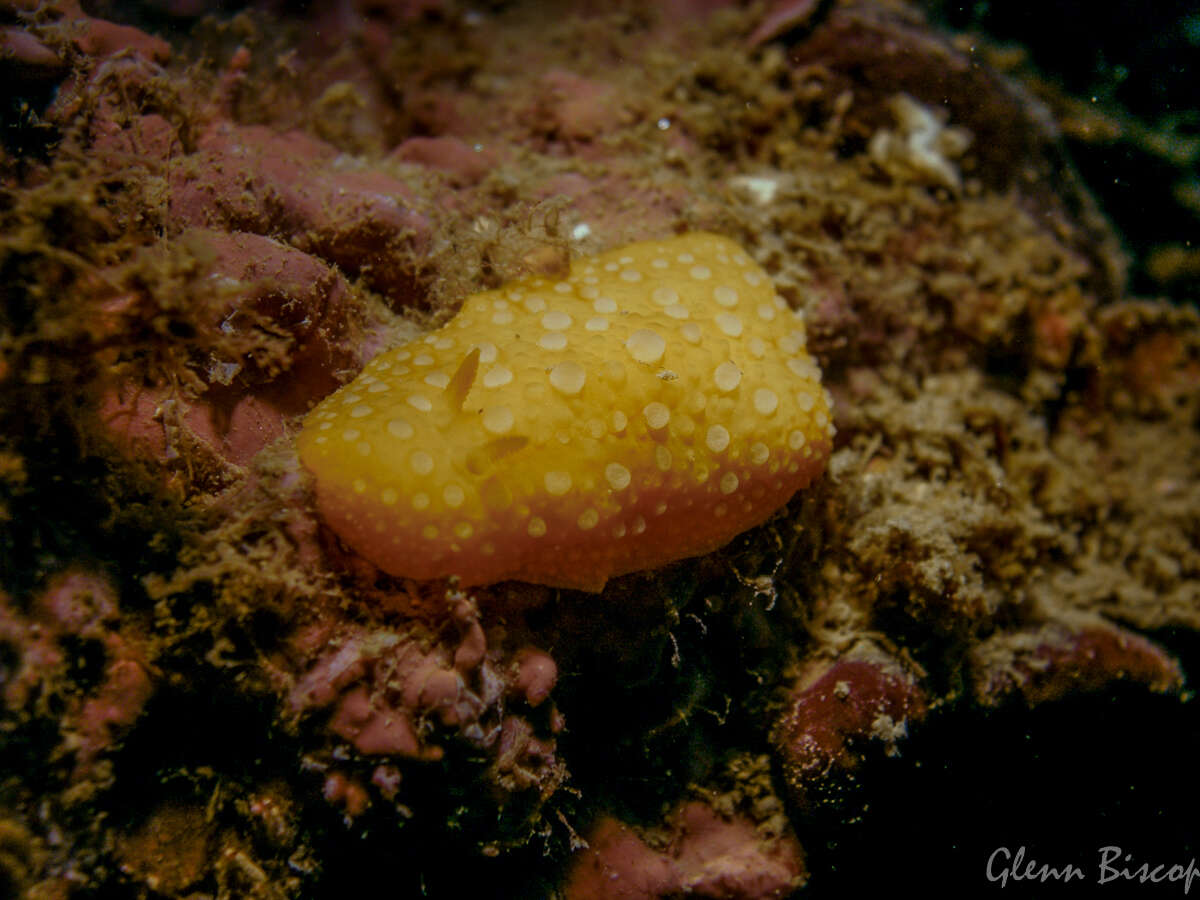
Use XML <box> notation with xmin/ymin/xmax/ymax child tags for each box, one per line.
<box><xmin>297</xmin><ymin>232</ymin><xmax>833</xmax><ymax>591</ymax></box>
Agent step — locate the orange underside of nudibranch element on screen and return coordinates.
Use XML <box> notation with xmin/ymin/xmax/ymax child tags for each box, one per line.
<box><xmin>297</xmin><ymin>232</ymin><xmax>833</xmax><ymax>591</ymax></box>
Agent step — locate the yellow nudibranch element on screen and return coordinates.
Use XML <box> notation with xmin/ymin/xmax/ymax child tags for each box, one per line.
<box><xmin>297</xmin><ymin>233</ymin><xmax>833</xmax><ymax>591</ymax></box>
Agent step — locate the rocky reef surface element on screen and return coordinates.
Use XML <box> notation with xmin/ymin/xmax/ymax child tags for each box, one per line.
<box><xmin>0</xmin><ymin>0</ymin><xmax>1197</xmax><ymax>897</ymax></box>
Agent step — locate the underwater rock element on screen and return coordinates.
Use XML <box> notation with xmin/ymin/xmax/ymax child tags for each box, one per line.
<box><xmin>971</xmin><ymin>619</ymin><xmax>1183</xmax><ymax>706</ymax></box>
<box><xmin>96</xmin><ymin>229</ymin><xmax>361</xmax><ymax>481</ymax></box>
<box><xmin>391</xmin><ymin>136</ymin><xmax>498</xmax><ymax>185</ymax></box>
<box><xmin>563</xmin><ymin>801</ymin><xmax>806</xmax><ymax>900</ymax></box>
<box><xmin>286</xmin><ymin>589</ymin><xmax>565</xmax><ymax>803</ymax></box>
<box><xmin>169</xmin><ymin>123</ymin><xmax>430</xmax><ymax>302</ymax></box>
<box><xmin>771</xmin><ymin>645</ymin><xmax>927</xmax><ymax>808</ymax></box>
<box><xmin>0</xmin><ymin>570</ymin><xmax>153</xmax><ymax>780</ymax></box>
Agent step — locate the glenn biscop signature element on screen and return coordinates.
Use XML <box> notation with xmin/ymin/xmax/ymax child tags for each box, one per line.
<box><xmin>987</xmin><ymin>846</ymin><xmax>1200</xmax><ymax>893</ymax></box>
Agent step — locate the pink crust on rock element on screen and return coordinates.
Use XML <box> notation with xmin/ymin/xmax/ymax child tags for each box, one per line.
<box><xmin>329</xmin><ymin>686</ymin><xmax>434</xmax><ymax>759</ymax></box>
<box><xmin>323</xmin><ymin>771</ymin><xmax>370</xmax><ymax>818</ymax></box>
<box><xmin>772</xmin><ymin>650</ymin><xmax>926</xmax><ymax>806</ymax></box>
<box><xmin>512</xmin><ymin>648</ymin><xmax>558</xmax><ymax>707</ymax></box>
<box><xmin>562</xmin><ymin>801</ymin><xmax>806</xmax><ymax>900</ymax></box>
<box><xmin>286</xmin><ymin>590</ymin><xmax>565</xmax><ymax>801</ymax></box>
<box><xmin>747</xmin><ymin>0</ymin><xmax>823</xmax><ymax>47</ymax></box>
<box><xmin>70</xmin><ymin>7</ymin><xmax>171</xmax><ymax>62</ymax></box>
<box><xmin>0</xmin><ymin>570</ymin><xmax>154</xmax><ymax>778</ymax></box>
<box><xmin>970</xmin><ymin>620</ymin><xmax>1183</xmax><ymax>706</ymax></box>
<box><xmin>95</xmin><ymin>229</ymin><xmax>363</xmax><ymax>480</ymax></box>
<box><xmin>169</xmin><ymin>123</ymin><xmax>429</xmax><ymax>299</ymax></box>
<box><xmin>390</xmin><ymin>136</ymin><xmax>498</xmax><ymax>185</ymax></box>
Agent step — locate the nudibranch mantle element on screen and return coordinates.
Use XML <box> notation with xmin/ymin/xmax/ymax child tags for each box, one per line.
<box><xmin>297</xmin><ymin>232</ymin><xmax>833</xmax><ymax>591</ymax></box>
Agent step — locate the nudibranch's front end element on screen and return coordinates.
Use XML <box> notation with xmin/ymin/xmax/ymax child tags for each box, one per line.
<box><xmin>297</xmin><ymin>233</ymin><xmax>832</xmax><ymax>590</ymax></box>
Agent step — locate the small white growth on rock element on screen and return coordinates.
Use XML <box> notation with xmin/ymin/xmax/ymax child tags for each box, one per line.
<box><xmin>869</xmin><ymin>93</ymin><xmax>972</xmax><ymax>192</ymax></box>
<box><xmin>728</xmin><ymin>173</ymin><xmax>785</xmax><ymax>206</ymax></box>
